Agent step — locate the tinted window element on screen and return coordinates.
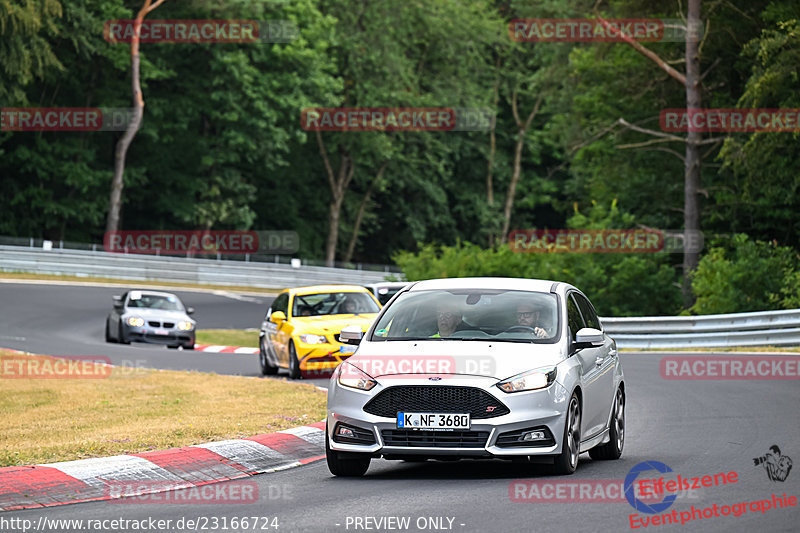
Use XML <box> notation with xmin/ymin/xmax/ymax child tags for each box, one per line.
<box><xmin>574</xmin><ymin>293</ymin><xmax>601</xmax><ymax>330</ymax></box>
<box><xmin>292</xmin><ymin>291</ymin><xmax>379</xmax><ymax>317</ymax></box>
<box><xmin>126</xmin><ymin>292</ymin><xmax>183</xmax><ymax>311</ymax></box>
<box><xmin>567</xmin><ymin>294</ymin><xmax>585</xmax><ymax>341</ymax></box>
<box><xmin>371</xmin><ymin>289</ymin><xmax>559</xmax><ymax>343</ymax></box>
<box><xmin>271</xmin><ymin>293</ymin><xmax>289</xmax><ymax>316</ymax></box>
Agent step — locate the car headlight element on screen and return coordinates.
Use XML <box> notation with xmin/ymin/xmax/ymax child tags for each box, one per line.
<box><xmin>497</xmin><ymin>367</ymin><xmax>556</xmax><ymax>393</ymax></box>
<box><xmin>299</xmin><ymin>334</ymin><xmax>328</xmax><ymax>344</ymax></box>
<box><xmin>177</xmin><ymin>321</ymin><xmax>194</xmax><ymax>331</ymax></box>
<box><xmin>337</xmin><ymin>362</ymin><xmax>378</xmax><ymax>391</ymax></box>
<box><xmin>126</xmin><ymin>316</ymin><xmax>144</xmax><ymax>327</ymax></box>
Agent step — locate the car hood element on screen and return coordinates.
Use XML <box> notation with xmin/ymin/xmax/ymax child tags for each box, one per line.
<box><xmin>346</xmin><ymin>340</ymin><xmax>566</xmax><ymax>380</ymax></box>
<box><xmin>293</xmin><ymin>314</ymin><xmax>377</xmax><ymax>335</ymax></box>
<box><xmin>123</xmin><ymin>308</ymin><xmax>192</xmax><ymax>321</ymax></box>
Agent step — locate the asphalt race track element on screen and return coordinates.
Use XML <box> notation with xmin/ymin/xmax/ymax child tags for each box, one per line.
<box><xmin>2</xmin><ymin>281</ymin><xmax>799</xmax><ymax>532</ymax></box>
<box><xmin>0</xmin><ymin>281</ymin><xmax>273</xmax><ymax>376</ymax></box>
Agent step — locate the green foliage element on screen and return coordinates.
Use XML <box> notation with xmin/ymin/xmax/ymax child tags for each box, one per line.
<box><xmin>395</xmin><ymin>201</ymin><xmax>682</xmax><ymax>316</ymax></box>
<box><xmin>0</xmin><ymin>0</ymin><xmax>63</xmax><ymax>104</ymax></box>
<box><xmin>690</xmin><ymin>234</ymin><xmax>798</xmax><ymax>314</ymax></box>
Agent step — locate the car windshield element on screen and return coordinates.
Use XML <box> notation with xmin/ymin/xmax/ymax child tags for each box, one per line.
<box><xmin>126</xmin><ymin>292</ymin><xmax>183</xmax><ymax>311</ymax></box>
<box><xmin>376</xmin><ymin>288</ymin><xmax>401</xmax><ymax>305</ymax></box>
<box><xmin>370</xmin><ymin>289</ymin><xmax>559</xmax><ymax>343</ymax></box>
<box><xmin>292</xmin><ymin>292</ymin><xmax>379</xmax><ymax>317</ymax></box>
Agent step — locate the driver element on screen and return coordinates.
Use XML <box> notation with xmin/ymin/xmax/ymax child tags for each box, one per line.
<box><xmin>516</xmin><ymin>302</ymin><xmax>548</xmax><ymax>338</ymax></box>
<box><xmin>432</xmin><ymin>298</ymin><xmax>467</xmax><ymax>338</ymax></box>
<box><xmin>341</xmin><ymin>295</ymin><xmax>359</xmax><ymax>314</ymax></box>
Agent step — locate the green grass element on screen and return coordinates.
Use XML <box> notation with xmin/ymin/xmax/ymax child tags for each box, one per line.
<box><xmin>0</xmin><ymin>350</ymin><xmax>325</xmax><ymax>467</ymax></box>
<box><xmin>196</xmin><ymin>329</ymin><xmax>259</xmax><ymax>348</ymax></box>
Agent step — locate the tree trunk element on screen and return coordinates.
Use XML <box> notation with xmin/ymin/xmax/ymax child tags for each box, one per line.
<box><xmin>682</xmin><ymin>0</ymin><xmax>702</xmax><ymax>307</ymax></box>
<box><xmin>105</xmin><ymin>0</ymin><xmax>165</xmax><ymax>234</ymax></box>
<box><xmin>343</xmin><ymin>162</ymin><xmax>386</xmax><ymax>263</ymax></box>
<box><xmin>500</xmin><ymin>91</ymin><xmax>543</xmax><ymax>240</ymax></box>
<box><xmin>316</xmin><ymin>132</ymin><xmax>354</xmax><ymax>266</ymax></box>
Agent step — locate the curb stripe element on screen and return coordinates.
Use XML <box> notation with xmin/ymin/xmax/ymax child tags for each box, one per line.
<box><xmin>193</xmin><ymin>440</ymin><xmax>292</xmax><ymax>472</ymax></box>
<box><xmin>0</xmin><ymin>466</ymin><xmax>89</xmax><ymax>510</ymax></box>
<box><xmin>133</xmin><ymin>447</ymin><xmax>249</xmax><ymax>482</ymax></box>
<box><xmin>0</xmin><ymin>423</ymin><xmax>326</xmax><ymax>512</ymax></box>
<box><xmin>246</xmin><ymin>433</ymin><xmax>322</xmax><ymax>460</ymax></box>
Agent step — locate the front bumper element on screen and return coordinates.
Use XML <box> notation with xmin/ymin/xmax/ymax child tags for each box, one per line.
<box><xmin>327</xmin><ymin>375</ymin><xmax>570</xmax><ymax>457</ymax></box>
<box><xmin>298</xmin><ymin>343</ymin><xmax>356</xmax><ymax>374</ymax></box>
<box><xmin>123</xmin><ymin>324</ymin><xmax>195</xmax><ymax>346</ymax></box>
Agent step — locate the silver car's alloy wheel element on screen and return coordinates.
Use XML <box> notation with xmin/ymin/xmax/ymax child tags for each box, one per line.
<box><xmin>566</xmin><ymin>397</ymin><xmax>581</xmax><ymax>469</ymax></box>
<box><xmin>613</xmin><ymin>389</ymin><xmax>625</xmax><ymax>451</ymax></box>
<box><xmin>552</xmin><ymin>394</ymin><xmax>581</xmax><ymax>475</ymax></box>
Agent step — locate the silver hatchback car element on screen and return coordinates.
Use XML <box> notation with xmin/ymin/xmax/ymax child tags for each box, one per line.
<box><xmin>326</xmin><ymin>277</ymin><xmax>625</xmax><ymax>476</ymax></box>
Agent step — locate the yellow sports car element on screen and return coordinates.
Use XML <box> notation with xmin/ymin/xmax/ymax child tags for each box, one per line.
<box><xmin>258</xmin><ymin>285</ymin><xmax>381</xmax><ymax>379</ymax></box>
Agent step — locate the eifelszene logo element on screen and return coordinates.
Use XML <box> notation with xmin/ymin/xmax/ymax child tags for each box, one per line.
<box><xmin>753</xmin><ymin>445</ymin><xmax>793</xmax><ymax>482</ymax></box>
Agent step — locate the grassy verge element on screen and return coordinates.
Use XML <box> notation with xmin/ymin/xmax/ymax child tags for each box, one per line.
<box><xmin>196</xmin><ymin>329</ymin><xmax>259</xmax><ymax>348</ymax></box>
<box><xmin>620</xmin><ymin>346</ymin><xmax>800</xmax><ymax>353</ymax></box>
<box><xmin>0</xmin><ymin>272</ymin><xmax>280</xmax><ymax>295</ymax></box>
<box><xmin>0</xmin><ymin>350</ymin><xmax>326</xmax><ymax>467</ymax></box>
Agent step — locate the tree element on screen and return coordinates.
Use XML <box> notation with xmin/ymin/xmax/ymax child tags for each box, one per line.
<box><xmin>0</xmin><ymin>0</ymin><xmax>63</xmax><ymax>105</ymax></box>
<box><xmin>106</xmin><ymin>0</ymin><xmax>166</xmax><ymax>234</ymax></box>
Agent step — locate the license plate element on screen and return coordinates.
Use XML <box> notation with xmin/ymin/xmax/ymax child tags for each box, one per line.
<box><xmin>339</xmin><ymin>345</ymin><xmax>357</xmax><ymax>354</ymax></box>
<box><xmin>154</xmin><ymin>328</ymin><xmax>169</xmax><ymax>336</ymax></box>
<box><xmin>396</xmin><ymin>412</ymin><xmax>470</xmax><ymax>430</ymax></box>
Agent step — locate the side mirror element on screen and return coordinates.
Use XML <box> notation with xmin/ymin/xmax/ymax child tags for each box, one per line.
<box><xmin>186</xmin><ymin>307</ymin><xmax>195</xmax><ymax>315</ymax></box>
<box><xmin>573</xmin><ymin>327</ymin><xmax>604</xmax><ymax>350</ymax></box>
<box><xmin>339</xmin><ymin>324</ymin><xmax>363</xmax><ymax>345</ymax></box>
<box><xmin>112</xmin><ymin>295</ymin><xmax>123</xmax><ymax>309</ymax></box>
<box><xmin>271</xmin><ymin>311</ymin><xmax>286</xmax><ymax>322</ymax></box>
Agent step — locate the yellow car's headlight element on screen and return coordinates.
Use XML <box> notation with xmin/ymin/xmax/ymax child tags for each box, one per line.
<box><xmin>127</xmin><ymin>316</ymin><xmax>144</xmax><ymax>327</ymax></box>
<box><xmin>299</xmin><ymin>334</ymin><xmax>327</xmax><ymax>344</ymax></box>
<box><xmin>177</xmin><ymin>321</ymin><xmax>194</xmax><ymax>331</ymax></box>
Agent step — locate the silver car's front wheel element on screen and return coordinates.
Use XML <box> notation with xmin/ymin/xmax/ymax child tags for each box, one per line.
<box><xmin>552</xmin><ymin>394</ymin><xmax>581</xmax><ymax>475</ymax></box>
<box><xmin>325</xmin><ymin>427</ymin><xmax>370</xmax><ymax>477</ymax></box>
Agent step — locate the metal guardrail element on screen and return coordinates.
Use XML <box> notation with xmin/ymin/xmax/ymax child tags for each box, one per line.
<box><xmin>0</xmin><ymin>245</ymin><xmax>397</xmax><ymax>289</ymax></box>
<box><xmin>601</xmin><ymin>310</ymin><xmax>800</xmax><ymax>348</ymax></box>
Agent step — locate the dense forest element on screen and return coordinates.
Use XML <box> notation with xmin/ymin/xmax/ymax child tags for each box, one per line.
<box><xmin>1</xmin><ymin>0</ymin><xmax>799</xmax><ymax>316</ymax></box>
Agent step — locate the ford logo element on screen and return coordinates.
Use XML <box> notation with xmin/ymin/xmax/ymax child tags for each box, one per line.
<box><xmin>428</xmin><ymin>376</ymin><xmax>442</xmax><ymax>381</ymax></box>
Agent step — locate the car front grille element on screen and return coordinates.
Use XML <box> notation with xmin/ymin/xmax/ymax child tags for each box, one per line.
<box><xmin>163</xmin><ymin>322</ymin><xmax>175</xmax><ymax>328</ymax></box>
<box><xmin>363</xmin><ymin>385</ymin><xmax>509</xmax><ymax>420</ymax></box>
<box><xmin>148</xmin><ymin>321</ymin><xmax>160</xmax><ymax>327</ymax></box>
<box><xmin>381</xmin><ymin>430</ymin><xmax>489</xmax><ymax>448</ymax></box>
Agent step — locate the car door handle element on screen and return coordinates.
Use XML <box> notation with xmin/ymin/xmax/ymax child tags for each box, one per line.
<box><xmin>595</xmin><ymin>356</ymin><xmax>604</xmax><ymax>366</ymax></box>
